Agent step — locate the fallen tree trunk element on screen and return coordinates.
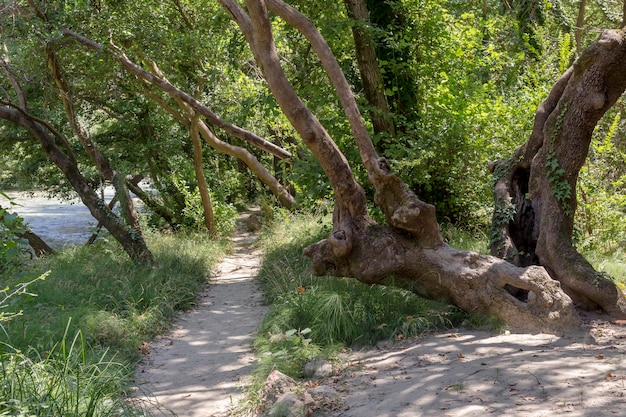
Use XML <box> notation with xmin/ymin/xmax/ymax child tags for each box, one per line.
<box><xmin>304</xmin><ymin>224</ymin><xmax>580</xmax><ymax>335</ymax></box>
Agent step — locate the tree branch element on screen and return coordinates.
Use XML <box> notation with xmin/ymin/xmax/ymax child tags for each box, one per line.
<box><xmin>265</xmin><ymin>0</ymin><xmax>441</xmax><ymax>244</ymax></box>
<box><xmin>239</xmin><ymin>0</ymin><xmax>368</xmax><ymax>222</ymax></box>
<box><xmin>60</xmin><ymin>28</ymin><xmax>292</xmax><ymax>161</ymax></box>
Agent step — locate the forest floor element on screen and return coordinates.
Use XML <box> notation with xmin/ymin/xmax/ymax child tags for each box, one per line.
<box><xmin>322</xmin><ymin>315</ymin><xmax>626</xmax><ymax>417</ymax></box>
<box><xmin>132</xmin><ymin>213</ymin><xmax>626</xmax><ymax>417</ymax></box>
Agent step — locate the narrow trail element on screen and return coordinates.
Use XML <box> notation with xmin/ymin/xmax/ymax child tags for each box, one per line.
<box><xmin>133</xmin><ymin>212</ymin><xmax>267</xmax><ymax>417</ymax></box>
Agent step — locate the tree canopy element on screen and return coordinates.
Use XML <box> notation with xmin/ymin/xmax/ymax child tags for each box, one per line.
<box><xmin>1</xmin><ymin>0</ymin><xmax>626</xmax><ymax>332</ymax></box>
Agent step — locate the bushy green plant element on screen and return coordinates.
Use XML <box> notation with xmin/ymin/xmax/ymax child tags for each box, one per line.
<box><xmin>174</xmin><ymin>177</ymin><xmax>238</xmax><ymax>236</ymax></box>
<box><xmin>0</xmin><ymin>194</ymin><xmax>30</xmax><ymax>273</ymax></box>
<box><xmin>0</xmin><ymin>328</ymin><xmax>144</xmax><ymax>417</ymax></box>
<box><xmin>253</xmin><ymin>327</ymin><xmax>320</xmax><ymax>380</ymax></box>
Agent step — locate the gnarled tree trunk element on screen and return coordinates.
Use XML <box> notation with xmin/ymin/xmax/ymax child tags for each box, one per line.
<box><xmin>490</xmin><ymin>28</ymin><xmax>626</xmax><ymax>318</ymax></box>
<box><xmin>218</xmin><ymin>0</ymin><xmax>590</xmax><ymax>335</ymax></box>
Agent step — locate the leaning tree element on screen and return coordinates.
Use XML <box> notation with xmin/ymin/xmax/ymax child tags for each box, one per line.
<box><xmin>13</xmin><ymin>0</ymin><xmax>626</xmax><ymax>333</ymax></box>
<box><xmin>216</xmin><ymin>0</ymin><xmax>626</xmax><ymax>334</ymax></box>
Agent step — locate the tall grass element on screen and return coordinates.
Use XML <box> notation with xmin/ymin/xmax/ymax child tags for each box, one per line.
<box><xmin>3</xmin><ymin>232</ymin><xmax>225</xmax><ymax>358</ymax></box>
<box><xmin>247</xmin><ymin>212</ymin><xmax>463</xmax><ymax>380</ymax></box>
<box><xmin>583</xmin><ymin>247</ymin><xmax>626</xmax><ymax>289</ymax></box>
<box><xmin>0</xmin><ymin>327</ymin><xmax>141</xmax><ymax>417</ymax></box>
<box><xmin>0</xmin><ymin>231</ymin><xmax>226</xmax><ymax>416</ymax></box>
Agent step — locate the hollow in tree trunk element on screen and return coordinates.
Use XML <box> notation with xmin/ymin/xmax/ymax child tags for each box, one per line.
<box><xmin>216</xmin><ymin>0</ymin><xmax>614</xmax><ymax>335</ymax></box>
<box><xmin>490</xmin><ymin>29</ymin><xmax>626</xmax><ymax>318</ymax></box>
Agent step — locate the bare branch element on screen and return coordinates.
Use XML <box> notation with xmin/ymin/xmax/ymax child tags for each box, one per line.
<box><xmin>1</xmin><ymin>40</ymin><xmax>28</xmax><ymax>110</ymax></box>
<box><xmin>45</xmin><ymin>41</ymin><xmax>115</xmax><ymax>179</ymax></box>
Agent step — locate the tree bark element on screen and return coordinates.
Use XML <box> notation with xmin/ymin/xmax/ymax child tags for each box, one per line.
<box><xmin>491</xmin><ymin>29</ymin><xmax>626</xmax><ymax>318</ymax></box>
<box><xmin>343</xmin><ymin>0</ymin><xmax>396</xmax><ymax>139</ymax></box>
<box><xmin>222</xmin><ymin>0</ymin><xmax>582</xmax><ymax>335</ymax></box>
<box><xmin>304</xmin><ymin>225</ymin><xmax>580</xmax><ymax>335</ymax></box>
<box><xmin>45</xmin><ymin>42</ymin><xmax>142</xmax><ymax>232</ymax></box>
<box><xmin>190</xmin><ymin>114</ymin><xmax>216</xmax><ymax>235</ymax></box>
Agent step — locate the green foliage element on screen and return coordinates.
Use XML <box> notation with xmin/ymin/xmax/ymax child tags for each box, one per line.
<box><xmin>0</xmin><ymin>196</ymin><xmax>30</xmax><ymax>273</ymax></box>
<box><xmin>545</xmin><ymin>149</ymin><xmax>572</xmax><ymax>214</ymax></box>
<box><xmin>1</xmin><ymin>232</ymin><xmax>226</xmax><ymax>359</ymax></box>
<box><xmin>0</xmin><ymin>329</ymin><xmax>143</xmax><ymax>417</ymax></box>
<box><xmin>545</xmin><ymin>105</ymin><xmax>573</xmax><ymax>216</ymax></box>
<box><xmin>174</xmin><ymin>177</ymin><xmax>238</xmax><ymax>235</ymax></box>
<box><xmin>253</xmin><ymin>327</ymin><xmax>320</xmax><ymax>381</ymax></box>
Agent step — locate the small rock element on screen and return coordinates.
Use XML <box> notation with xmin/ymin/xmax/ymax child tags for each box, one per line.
<box><xmin>304</xmin><ymin>357</ymin><xmax>333</xmax><ymax>379</ymax></box>
<box><xmin>308</xmin><ymin>385</ymin><xmax>339</xmax><ymax>400</ymax></box>
<box><xmin>261</xmin><ymin>370</ymin><xmax>298</xmax><ymax>406</ymax></box>
<box><xmin>266</xmin><ymin>392</ymin><xmax>307</xmax><ymax>417</ymax></box>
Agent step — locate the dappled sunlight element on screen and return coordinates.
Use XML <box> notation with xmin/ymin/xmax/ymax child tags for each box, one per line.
<box><xmin>330</xmin><ymin>327</ymin><xmax>626</xmax><ymax>416</ymax></box>
<box><xmin>132</xmin><ymin>217</ymin><xmax>268</xmax><ymax>416</ymax></box>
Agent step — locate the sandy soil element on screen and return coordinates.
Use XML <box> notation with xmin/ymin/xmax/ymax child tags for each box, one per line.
<box><xmin>323</xmin><ymin>315</ymin><xmax>626</xmax><ymax>417</ymax></box>
<box><xmin>132</xmin><ymin>214</ymin><xmax>626</xmax><ymax>417</ymax></box>
<box><xmin>132</xmin><ymin>212</ymin><xmax>267</xmax><ymax>417</ymax></box>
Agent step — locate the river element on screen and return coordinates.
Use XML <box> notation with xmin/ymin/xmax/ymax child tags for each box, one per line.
<box><xmin>2</xmin><ymin>188</ymin><xmax>117</xmax><ymax>249</ymax></box>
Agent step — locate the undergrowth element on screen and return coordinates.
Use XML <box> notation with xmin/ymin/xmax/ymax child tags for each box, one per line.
<box><xmin>238</xmin><ymin>210</ymin><xmax>467</xmax><ymax>413</ymax></box>
<box><xmin>0</xmin><ymin>231</ymin><xmax>226</xmax><ymax>416</ymax></box>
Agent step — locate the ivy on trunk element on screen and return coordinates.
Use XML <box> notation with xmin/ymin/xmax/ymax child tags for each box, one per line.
<box><xmin>216</xmin><ymin>0</ymin><xmax>626</xmax><ymax>335</ymax></box>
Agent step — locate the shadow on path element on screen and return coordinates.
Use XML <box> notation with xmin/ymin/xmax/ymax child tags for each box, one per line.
<box><xmin>133</xmin><ymin>211</ymin><xmax>267</xmax><ymax>416</ymax></box>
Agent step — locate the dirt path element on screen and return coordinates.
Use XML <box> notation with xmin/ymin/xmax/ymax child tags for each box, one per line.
<box><xmin>322</xmin><ymin>315</ymin><xmax>626</xmax><ymax>417</ymax></box>
<box><xmin>131</xmin><ymin>211</ymin><xmax>626</xmax><ymax>417</ymax></box>
<box><xmin>133</xmin><ymin>212</ymin><xmax>267</xmax><ymax>417</ymax></box>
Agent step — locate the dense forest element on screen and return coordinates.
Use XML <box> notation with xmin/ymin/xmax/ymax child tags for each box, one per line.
<box><xmin>1</xmin><ymin>0</ymin><xmax>626</xmax><ymax>331</ymax></box>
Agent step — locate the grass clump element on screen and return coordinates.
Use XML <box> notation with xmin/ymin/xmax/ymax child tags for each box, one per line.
<box><xmin>0</xmin><ymin>231</ymin><xmax>226</xmax><ymax>416</ymax></box>
<box><xmin>0</xmin><ymin>327</ymin><xmax>141</xmax><ymax>417</ymax></box>
<box><xmin>2</xmin><ymin>232</ymin><xmax>226</xmax><ymax>359</ymax></box>
<box><xmin>246</xmin><ymin>211</ymin><xmax>465</xmax><ymax>393</ymax></box>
